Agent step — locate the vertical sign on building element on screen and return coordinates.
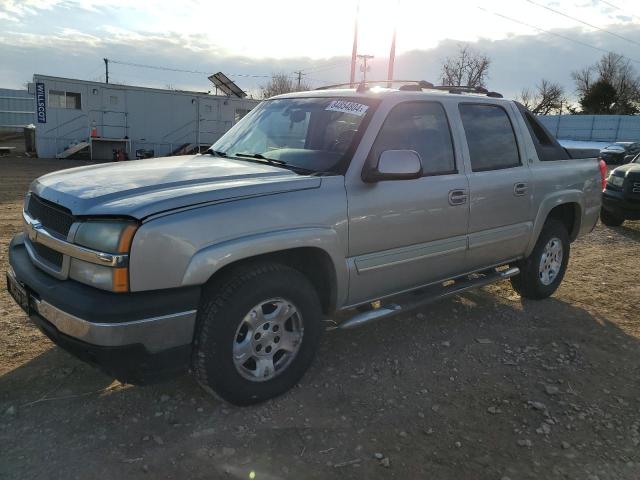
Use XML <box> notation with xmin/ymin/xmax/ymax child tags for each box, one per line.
<box><xmin>36</xmin><ymin>83</ymin><xmax>46</xmax><ymax>123</ymax></box>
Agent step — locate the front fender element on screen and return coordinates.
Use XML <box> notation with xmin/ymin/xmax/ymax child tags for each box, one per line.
<box><xmin>525</xmin><ymin>190</ymin><xmax>584</xmax><ymax>257</ymax></box>
<box><xmin>181</xmin><ymin>227</ymin><xmax>349</xmax><ymax>307</ymax></box>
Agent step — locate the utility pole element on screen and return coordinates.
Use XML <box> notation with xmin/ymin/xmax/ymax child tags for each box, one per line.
<box><xmin>350</xmin><ymin>2</ymin><xmax>360</xmax><ymax>87</ymax></box>
<box><xmin>357</xmin><ymin>54</ymin><xmax>374</xmax><ymax>83</ymax></box>
<box><xmin>294</xmin><ymin>70</ymin><xmax>304</xmax><ymax>90</ymax></box>
<box><xmin>104</xmin><ymin>58</ymin><xmax>109</xmax><ymax>84</ymax></box>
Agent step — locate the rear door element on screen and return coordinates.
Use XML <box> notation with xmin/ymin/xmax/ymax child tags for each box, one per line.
<box><xmin>346</xmin><ymin>100</ymin><xmax>470</xmax><ymax>304</ymax></box>
<box><xmin>458</xmin><ymin>102</ymin><xmax>533</xmax><ymax>270</ymax></box>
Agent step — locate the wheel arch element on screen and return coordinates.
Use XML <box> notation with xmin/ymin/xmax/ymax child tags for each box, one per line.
<box><xmin>525</xmin><ymin>192</ymin><xmax>583</xmax><ymax>257</ymax></box>
<box><xmin>182</xmin><ymin>228</ymin><xmax>347</xmax><ymax>315</ymax></box>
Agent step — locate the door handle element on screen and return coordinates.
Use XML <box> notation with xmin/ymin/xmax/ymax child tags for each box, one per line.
<box><xmin>448</xmin><ymin>189</ymin><xmax>468</xmax><ymax>206</ymax></box>
<box><xmin>513</xmin><ymin>182</ymin><xmax>528</xmax><ymax>196</ymax></box>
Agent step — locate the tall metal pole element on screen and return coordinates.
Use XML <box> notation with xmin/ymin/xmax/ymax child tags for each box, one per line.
<box><xmin>387</xmin><ymin>28</ymin><xmax>397</xmax><ymax>88</ymax></box>
<box><xmin>349</xmin><ymin>2</ymin><xmax>359</xmax><ymax>87</ymax></box>
<box><xmin>104</xmin><ymin>58</ymin><xmax>109</xmax><ymax>84</ymax></box>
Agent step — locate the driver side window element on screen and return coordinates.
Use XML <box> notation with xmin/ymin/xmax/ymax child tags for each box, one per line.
<box><xmin>369</xmin><ymin>101</ymin><xmax>456</xmax><ymax>176</ymax></box>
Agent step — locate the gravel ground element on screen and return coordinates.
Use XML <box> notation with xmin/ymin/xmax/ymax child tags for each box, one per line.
<box><xmin>1</xmin><ymin>157</ymin><xmax>639</xmax><ymax>480</ymax></box>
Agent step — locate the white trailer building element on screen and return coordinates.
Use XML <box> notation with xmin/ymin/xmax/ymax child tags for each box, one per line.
<box><xmin>30</xmin><ymin>74</ymin><xmax>258</xmax><ymax>160</ymax></box>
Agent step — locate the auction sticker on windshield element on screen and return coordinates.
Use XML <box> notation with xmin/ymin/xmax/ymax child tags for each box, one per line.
<box><xmin>325</xmin><ymin>100</ymin><xmax>369</xmax><ymax>116</ymax></box>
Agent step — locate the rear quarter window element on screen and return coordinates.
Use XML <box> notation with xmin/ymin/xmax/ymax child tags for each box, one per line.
<box><xmin>459</xmin><ymin>104</ymin><xmax>520</xmax><ymax>171</ymax></box>
<box><xmin>516</xmin><ymin>104</ymin><xmax>570</xmax><ymax>161</ymax></box>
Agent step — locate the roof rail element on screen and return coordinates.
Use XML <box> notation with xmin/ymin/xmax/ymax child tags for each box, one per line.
<box><xmin>315</xmin><ymin>80</ymin><xmax>503</xmax><ymax>98</ymax></box>
<box><xmin>315</xmin><ymin>80</ymin><xmax>435</xmax><ymax>91</ymax></box>
<box><xmin>425</xmin><ymin>85</ymin><xmax>504</xmax><ymax>98</ymax></box>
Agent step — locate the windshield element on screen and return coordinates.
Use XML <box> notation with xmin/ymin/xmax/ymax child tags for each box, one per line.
<box><xmin>211</xmin><ymin>97</ymin><xmax>376</xmax><ymax>174</ymax></box>
<box><xmin>604</xmin><ymin>144</ymin><xmax>626</xmax><ymax>151</ymax></box>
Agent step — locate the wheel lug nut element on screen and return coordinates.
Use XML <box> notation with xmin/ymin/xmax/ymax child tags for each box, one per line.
<box><xmin>265</xmin><ymin>346</ymin><xmax>272</xmax><ymax>354</ymax></box>
<box><xmin>255</xmin><ymin>333</ymin><xmax>261</xmax><ymax>340</ymax></box>
<box><xmin>263</xmin><ymin>323</ymin><xmax>270</xmax><ymax>330</ymax></box>
<box><xmin>273</xmin><ymin>325</ymin><xmax>279</xmax><ymax>332</ymax></box>
<box><xmin>256</xmin><ymin>344</ymin><xmax>262</xmax><ymax>352</ymax></box>
<box><xmin>274</xmin><ymin>336</ymin><xmax>280</xmax><ymax>343</ymax></box>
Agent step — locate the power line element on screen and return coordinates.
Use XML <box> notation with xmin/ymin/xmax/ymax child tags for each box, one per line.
<box><xmin>477</xmin><ymin>6</ymin><xmax>640</xmax><ymax>64</ymax></box>
<box><xmin>525</xmin><ymin>0</ymin><xmax>640</xmax><ymax>48</ymax></box>
<box><xmin>300</xmin><ymin>60</ymin><xmax>351</xmax><ymax>74</ymax></box>
<box><xmin>107</xmin><ymin>59</ymin><xmax>274</xmax><ymax>78</ymax></box>
<box><xmin>596</xmin><ymin>0</ymin><xmax>640</xmax><ymax>21</ymax></box>
<box><xmin>599</xmin><ymin>0</ymin><xmax>621</xmax><ymax>9</ymax></box>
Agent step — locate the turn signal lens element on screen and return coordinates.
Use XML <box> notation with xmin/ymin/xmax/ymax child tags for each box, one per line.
<box><xmin>112</xmin><ymin>267</ymin><xmax>129</xmax><ymax>293</ymax></box>
<box><xmin>117</xmin><ymin>224</ymin><xmax>138</xmax><ymax>254</ymax></box>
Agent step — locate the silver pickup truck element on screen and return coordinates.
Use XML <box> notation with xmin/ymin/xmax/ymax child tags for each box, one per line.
<box><xmin>7</xmin><ymin>84</ymin><xmax>603</xmax><ymax>405</ymax></box>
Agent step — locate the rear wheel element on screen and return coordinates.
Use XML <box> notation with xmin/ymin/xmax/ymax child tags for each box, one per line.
<box><xmin>193</xmin><ymin>263</ymin><xmax>322</xmax><ymax>406</ymax></box>
<box><xmin>510</xmin><ymin>219</ymin><xmax>570</xmax><ymax>300</ymax></box>
<box><xmin>600</xmin><ymin>208</ymin><xmax>625</xmax><ymax>227</ymax></box>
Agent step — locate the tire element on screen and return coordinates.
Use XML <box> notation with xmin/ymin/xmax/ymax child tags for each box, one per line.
<box><xmin>510</xmin><ymin>218</ymin><xmax>570</xmax><ymax>300</ymax></box>
<box><xmin>600</xmin><ymin>208</ymin><xmax>625</xmax><ymax>227</ymax></box>
<box><xmin>192</xmin><ymin>262</ymin><xmax>323</xmax><ymax>406</ymax></box>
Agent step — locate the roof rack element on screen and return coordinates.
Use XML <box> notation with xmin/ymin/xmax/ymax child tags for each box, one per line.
<box><xmin>315</xmin><ymin>79</ymin><xmax>503</xmax><ymax>98</ymax></box>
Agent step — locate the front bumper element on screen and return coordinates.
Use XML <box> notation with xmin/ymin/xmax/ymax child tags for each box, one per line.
<box><xmin>7</xmin><ymin>234</ymin><xmax>201</xmax><ymax>383</ymax></box>
<box><xmin>602</xmin><ymin>190</ymin><xmax>640</xmax><ymax>220</ymax></box>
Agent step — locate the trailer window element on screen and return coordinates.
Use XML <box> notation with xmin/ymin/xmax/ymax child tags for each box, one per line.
<box><xmin>49</xmin><ymin>90</ymin><xmax>81</xmax><ymax>110</ymax></box>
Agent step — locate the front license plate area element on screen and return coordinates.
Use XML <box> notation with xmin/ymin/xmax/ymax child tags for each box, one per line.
<box><xmin>6</xmin><ymin>272</ymin><xmax>31</xmax><ymax>315</ymax></box>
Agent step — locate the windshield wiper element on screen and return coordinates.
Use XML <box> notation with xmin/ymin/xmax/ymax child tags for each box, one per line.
<box><xmin>207</xmin><ymin>149</ymin><xmax>227</xmax><ymax>157</ymax></box>
<box><xmin>234</xmin><ymin>152</ymin><xmax>287</xmax><ymax>165</ymax></box>
<box><xmin>231</xmin><ymin>152</ymin><xmax>317</xmax><ymax>175</ymax></box>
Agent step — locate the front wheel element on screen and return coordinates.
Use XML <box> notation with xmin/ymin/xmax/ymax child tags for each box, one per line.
<box><xmin>193</xmin><ymin>263</ymin><xmax>322</xmax><ymax>406</ymax></box>
<box><xmin>600</xmin><ymin>208</ymin><xmax>625</xmax><ymax>227</ymax></box>
<box><xmin>510</xmin><ymin>219</ymin><xmax>570</xmax><ymax>300</ymax></box>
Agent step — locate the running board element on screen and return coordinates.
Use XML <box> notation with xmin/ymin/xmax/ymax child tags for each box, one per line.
<box><xmin>336</xmin><ymin>267</ymin><xmax>520</xmax><ymax>330</ymax></box>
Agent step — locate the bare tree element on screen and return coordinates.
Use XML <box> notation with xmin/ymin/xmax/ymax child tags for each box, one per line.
<box><xmin>518</xmin><ymin>79</ymin><xmax>566</xmax><ymax>115</ymax></box>
<box><xmin>441</xmin><ymin>45</ymin><xmax>491</xmax><ymax>88</ymax></box>
<box><xmin>260</xmin><ymin>72</ymin><xmax>310</xmax><ymax>99</ymax></box>
<box><xmin>572</xmin><ymin>53</ymin><xmax>640</xmax><ymax>114</ymax></box>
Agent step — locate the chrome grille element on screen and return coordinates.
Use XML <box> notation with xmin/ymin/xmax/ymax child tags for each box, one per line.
<box><xmin>31</xmin><ymin>241</ymin><xmax>64</xmax><ymax>268</ymax></box>
<box><xmin>26</xmin><ymin>194</ymin><xmax>74</xmax><ymax>237</ymax></box>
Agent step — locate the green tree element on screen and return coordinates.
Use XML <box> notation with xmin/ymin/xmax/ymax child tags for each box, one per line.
<box><xmin>579</xmin><ymin>79</ymin><xmax>618</xmax><ymax>114</ymax></box>
<box><xmin>572</xmin><ymin>53</ymin><xmax>640</xmax><ymax>114</ymax></box>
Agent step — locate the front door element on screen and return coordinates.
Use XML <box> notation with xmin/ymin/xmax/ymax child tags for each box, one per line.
<box><xmin>346</xmin><ymin>101</ymin><xmax>470</xmax><ymax>305</ymax></box>
<box><xmin>101</xmin><ymin>88</ymin><xmax>127</xmax><ymax>139</ymax></box>
<box><xmin>458</xmin><ymin>103</ymin><xmax>533</xmax><ymax>270</ymax></box>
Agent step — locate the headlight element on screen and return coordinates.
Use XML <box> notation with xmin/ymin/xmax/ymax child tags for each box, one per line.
<box><xmin>607</xmin><ymin>174</ymin><xmax>625</xmax><ymax>188</ymax></box>
<box><xmin>74</xmin><ymin>220</ymin><xmax>137</xmax><ymax>253</ymax></box>
<box><xmin>69</xmin><ymin>220</ymin><xmax>138</xmax><ymax>292</ymax></box>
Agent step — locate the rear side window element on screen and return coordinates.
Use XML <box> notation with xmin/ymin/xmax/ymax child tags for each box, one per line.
<box><xmin>459</xmin><ymin>104</ymin><xmax>520</xmax><ymax>171</ymax></box>
<box><xmin>516</xmin><ymin>103</ymin><xmax>569</xmax><ymax>161</ymax></box>
<box><xmin>369</xmin><ymin>101</ymin><xmax>456</xmax><ymax>176</ymax></box>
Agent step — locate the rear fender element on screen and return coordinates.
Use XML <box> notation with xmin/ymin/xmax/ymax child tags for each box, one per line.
<box><xmin>525</xmin><ymin>191</ymin><xmax>584</xmax><ymax>257</ymax></box>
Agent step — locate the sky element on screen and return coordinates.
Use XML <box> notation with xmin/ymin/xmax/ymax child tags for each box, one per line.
<box><xmin>1</xmin><ymin>0</ymin><xmax>640</xmax><ymax>99</ymax></box>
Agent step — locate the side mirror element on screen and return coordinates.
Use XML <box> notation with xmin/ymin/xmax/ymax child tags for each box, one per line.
<box><xmin>364</xmin><ymin>149</ymin><xmax>423</xmax><ymax>182</ymax></box>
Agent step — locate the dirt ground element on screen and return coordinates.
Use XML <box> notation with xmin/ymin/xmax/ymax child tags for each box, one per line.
<box><xmin>1</xmin><ymin>156</ymin><xmax>639</xmax><ymax>480</ymax></box>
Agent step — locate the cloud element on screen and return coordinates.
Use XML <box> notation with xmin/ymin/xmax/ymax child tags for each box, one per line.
<box><xmin>1</xmin><ymin>3</ymin><xmax>640</xmax><ymax>102</ymax></box>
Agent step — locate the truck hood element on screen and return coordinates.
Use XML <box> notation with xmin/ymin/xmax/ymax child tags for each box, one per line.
<box><xmin>31</xmin><ymin>155</ymin><xmax>321</xmax><ymax>218</ymax></box>
<box><xmin>612</xmin><ymin>162</ymin><xmax>640</xmax><ymax>175</ymax></box>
